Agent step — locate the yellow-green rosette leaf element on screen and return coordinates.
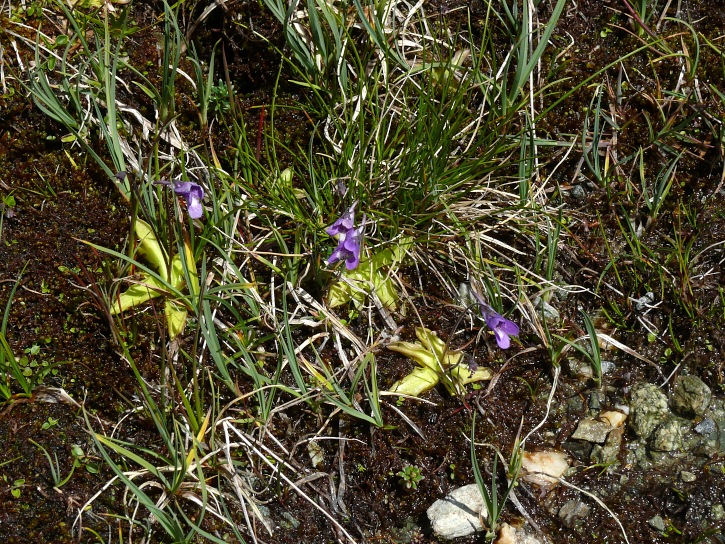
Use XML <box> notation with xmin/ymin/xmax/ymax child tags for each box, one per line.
<box><xmin>389</xmin><ymin>366</ymin><xmax>440</xmax><ymax>397</ymax></box>
<box><xmin>386</xmin><ymin>327</ymin><xmax>491</xmax><ymax>399</ymax></box>
<box><xmin>183</xmin><ymin>239</ymin><xmax>199</xmax><ymax>297</ymax></box>
<box><xmin>110</xmin><ymin>219</ymin><xmax>197</xmax><ymax>341</ymax></box>
<box><xmin>414</xmin><ymin>327</ymin><xmax>462</xmax><ymax>369</ymax></box>
<box><xmin>165</xmin><ymin>299</ymin><xmax>187</xmax><ymax>339</ymax></box>
<box><xmin>169</xmin><ymin>238</ymin><xmax>198</xmax><ymax>294</ymax></box>
<box><xmin>327</xmin><ymin>238</ymin><xmax>411</xmax><ymax>309</ymax></box>
<box><xmin>450</xmin><ymin>365</ymin><xmax>493</xmax><ymax>386</ymax></box>
<box><xmin>110</xmin><ymin>273</ymin><xmax>168</xmax><ymax>315</ymax></box>
<box><xmin>387</xmin><ymin>339</ymin><xmax>439</xmax><ymax>371</ymax></box>
<box><xmin>134</xmin><ymin>219</ymin><xmax>168</xmax><ymax>280</ymax></box>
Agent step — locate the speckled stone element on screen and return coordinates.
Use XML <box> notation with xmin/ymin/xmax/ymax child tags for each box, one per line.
<box><xmin>650</xmin><ymin>417</ymin><xmax>683</xmax><ymax>452</ymax></box>
<box><xmin>559</xmin><ymin>500</ymin><xmax>591</xmax><ymax>528</ymax></box>
<box><xmin>572</xmin><ymin>418</ymin><xmax>611</xmax><ymax>444</ymax></box>
<box><xmin>630</xmin><ymin>383</ymin><xmax>669</xmax><ymax>440</ymax></box>
<box><xmin>648</xmin><ymin>515</ymin><xmax>666</xmax><ymax>532</ymax></box>
<box><xmin>671</xmin><ymin>375</ymin><xmax>712</xmax><ymax>417</ymax></box>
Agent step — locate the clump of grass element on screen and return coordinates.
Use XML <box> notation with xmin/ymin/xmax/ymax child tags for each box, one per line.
<box><xmin>0</xmin><ymin>265</ymin><xmax>34</xmax><ymax>401</ymax></box>
<box><xmin>470</xmin><ymin>415</ymin><xmax>522</xmax><ymax>541</ymax></box>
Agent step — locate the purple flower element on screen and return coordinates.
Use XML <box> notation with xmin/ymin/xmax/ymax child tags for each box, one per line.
<box><xmin>157</xmin><ymin>180</ymin><xmax>204</xmax><ymax>219</ymax></box>
<box><xmin>327</xmin><ymin>227</ymin><xmax>363</xmax><ymax>270</ymax></box>
<box><xmin>326</xmin><ymin>204</ymin><xmax>364</xmax><ymax>270</ymax></box>
<box><xmin>471</xmin><ymin>289</ymin><xmax>519</xmax><ymax>349</ymax></box>
<box><xmin>325</xmin><ymin>203</ymin><xmax>356</xmax><ymax>237</ymax></box>
<box><xmin>484</xmin><ymin>310</ymin><xmax>520</xmax><ymax>349</ymax></box>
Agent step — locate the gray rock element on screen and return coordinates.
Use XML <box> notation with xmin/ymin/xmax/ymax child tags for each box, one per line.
<box><xmin>600</xmin><ymin>360</ymin><xmax>616</xmax><ymax>375</ymax></box>
<box><xmin>680</xmin><ymin>471</ymin><xmax>696</xmax><ymax>483</ymax></box>
<box><xmin>569</xmin><ymin>184</ymin><xmax>587</xmax><ymax>200</ymax></box>
<box><xmin>630</xmin><ymin>384</ymin><xmax>669</xmax><ymax>439</ymax></box>
<box><xmin>598</xmin><ymin>426</ymin><xmax>624</xmax><ymax>465</ymax></box>
<box><xmin>559</xmin><ymin>499</ymin><xmax>591</xmax><ymax>528</ymax></box>
<box><xmin>650</xmin><ymin>417</ymin><xmax>683</xmax><ymax>452</ymax></box>
<box><xmin>671</xmin><ymin>375</ymin><xmax>712</xmax><ymax>417</ymax></box>
<box><xmin>588</xmin><ymin>391</ymin><xmax>604</xmax><ymax>411</ymax></box>
<box><xmin>567</xmin><ymin>395</ymin><xmax>585</xmax><ymax>416</ymax></box>
<box><xmin>633</xmin><ymin>292</ymin><xmax>655</xmax><ymax>311</ymax></box>
<box><xmin>427</xmin><ymin>484</ymin><xmax>486</xmax><ymax>539</ymax></box>
<box><xmin>566</xmin><ymin>358</ymin><xmax>594</xmax><ymax>379</ymax></box>
<box><xmin>563</xmin><ymin>440</ymin><xmax>593</xmax><ymax>463</ymax></box>
<box><xmin>694</xmin><ymin>418</ymin><xmax>716</xmax><ymax>435</ymax></box>
<box><xmin>533</xmin><ymin>296</ymin><xmax>560</xmax><ymax>321</ymax></box>
<box><xmin>572</xmin><ymin>418</ymin><xmax>611</xmax><ymax>444</ymax></box>
<box><xmin>707</xmin><ymin>399</ymin><xmax>725</xmax><ymax>453</ymax></box>
<box><xmin>712</xmin><ymin>504</ymin><xmax>725</xmax><ymax>521</ymax></box>
<box><xmin>648</xmin><ymin>515</ymin><xmax>666</xmax><ymax>532</ymax></box>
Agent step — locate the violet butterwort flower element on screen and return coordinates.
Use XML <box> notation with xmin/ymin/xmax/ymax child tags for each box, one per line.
<box><xmin>325</xmin><ymin>202</ymin><xmax>356</xmax><ymax>237</ymax></box>
<box><xmin>157</xmin><ymin>180</ymin><xmax>204</xmax><ymax>219</ymax></box>
<box><xmin>471</xmin><ymin>289</ymin><xmax>519</xmax><ymax>349</ymax></box>
<box><xmin>327</xmin><ymin>225</ymin><xmax>364</xmax><ymax>270</ymax></box>
<box><xmin>326</xmin><ymin>204</ymin><xmax>364</xmax><ymax>270</ymax></box>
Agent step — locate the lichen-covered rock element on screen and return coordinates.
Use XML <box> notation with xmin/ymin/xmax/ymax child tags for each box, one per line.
<box><xmin>630</xmin><ymin>383</ymin><xmax>669</xmax><ymax>439</ymax></box>
<box><xmin>558</xmin><ymin>499</ymin><xmax>591</xmax><ymax>528</ymax></box>
<box><xmin>650</xmin><ymin>417</ymin><xmax>683</xmax><ymax>452</ymax></box>
<box><xmin>597</xmin><ymin>426</ymin><xmax>624</xmax><ymax>465</ymax></box>
<box><xmin>671</xmin><ymin>375</ymin><xmax>712</xmax><ymax>417</ymax></box>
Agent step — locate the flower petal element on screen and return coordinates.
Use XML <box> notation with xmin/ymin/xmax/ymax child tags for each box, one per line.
<box><xmin>500</xmin><ymin>319</ymin><xmax>520</xmax><ymax>336</ymax></box>
<box><xmin>326</xmin><ymin>203</ymin><xmax>356</xmax><ymax>237</ymax></box>
<box><xmin>474</xmin><ymin>294</ymin><xmax>519</xmax><ymax>349</ymax></box>
<box><xmin>494</xmin><ymin>328</ymin><xmax>511</xmax><ymax>349</ymax></box>
<box><xmin>186</xmin><ymin>195</ymin><xmax>203</xmax><ymax>219</ymax></box>
<box><xmin>327</xmin><ymin>213</ymin><xmax>364</xmax><ymax>270</ymax></box>
<box><xmin>326</xmin><ymin>244</ymin><xmax>350</xmax><ymax>266</ymax></box>
<box><xmin>485</xmin><ymin>312</ymin><xmax>504</xmax><ymax>331</ymax></box>
<box><xmin>344</xmin><ymin>251</ymin><xmax>360</xmax><ymax>270</ymax></box>
<box><xmin>168</xmin><ymin>181</ymin><xmax>205</xmax><ymax>219</ymax></box>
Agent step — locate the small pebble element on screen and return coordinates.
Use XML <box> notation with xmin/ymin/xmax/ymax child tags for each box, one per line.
<box><xmin>521</xmin><ymin>450</ymin><xmax>569</xmax><ymax>488</ymax></box>
<box><xmin>647</xmin><ymin>515</ymin><xmax>666</xmax><ymax>532</ymax></box>
<box><xmin>633</xmin><ymin>292</ymin><xmax>655</xmax><ymax>311</ymax></box>
<box><xmin>694</xmin><ymin>418</ymin><xmax>716</xmax><ymax>435</ymax></box>
<box><xmin>572</xmin><ymin>419</ymin><xmax>611</xmax><ymax>444</ymax></box>
<box><xmin>600</xmin><ymin>410</ymin><xmax>627</xmax><ymax>429</ymax></box>
<box><xmin>427</xmin><ymin>484</ymin><xmax>485</xmax><ymax>539</ymax></box>
<box><xmin>569</xmin><ymin>184</ymin><xmax>587</xmax><ymax>200</ymax></box>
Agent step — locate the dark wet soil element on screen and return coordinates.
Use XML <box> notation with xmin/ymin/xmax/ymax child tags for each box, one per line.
<box><xmin>1</xmin><ymin>0</ymin><xmax>724</xmax><ymax>543</ymax></box>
